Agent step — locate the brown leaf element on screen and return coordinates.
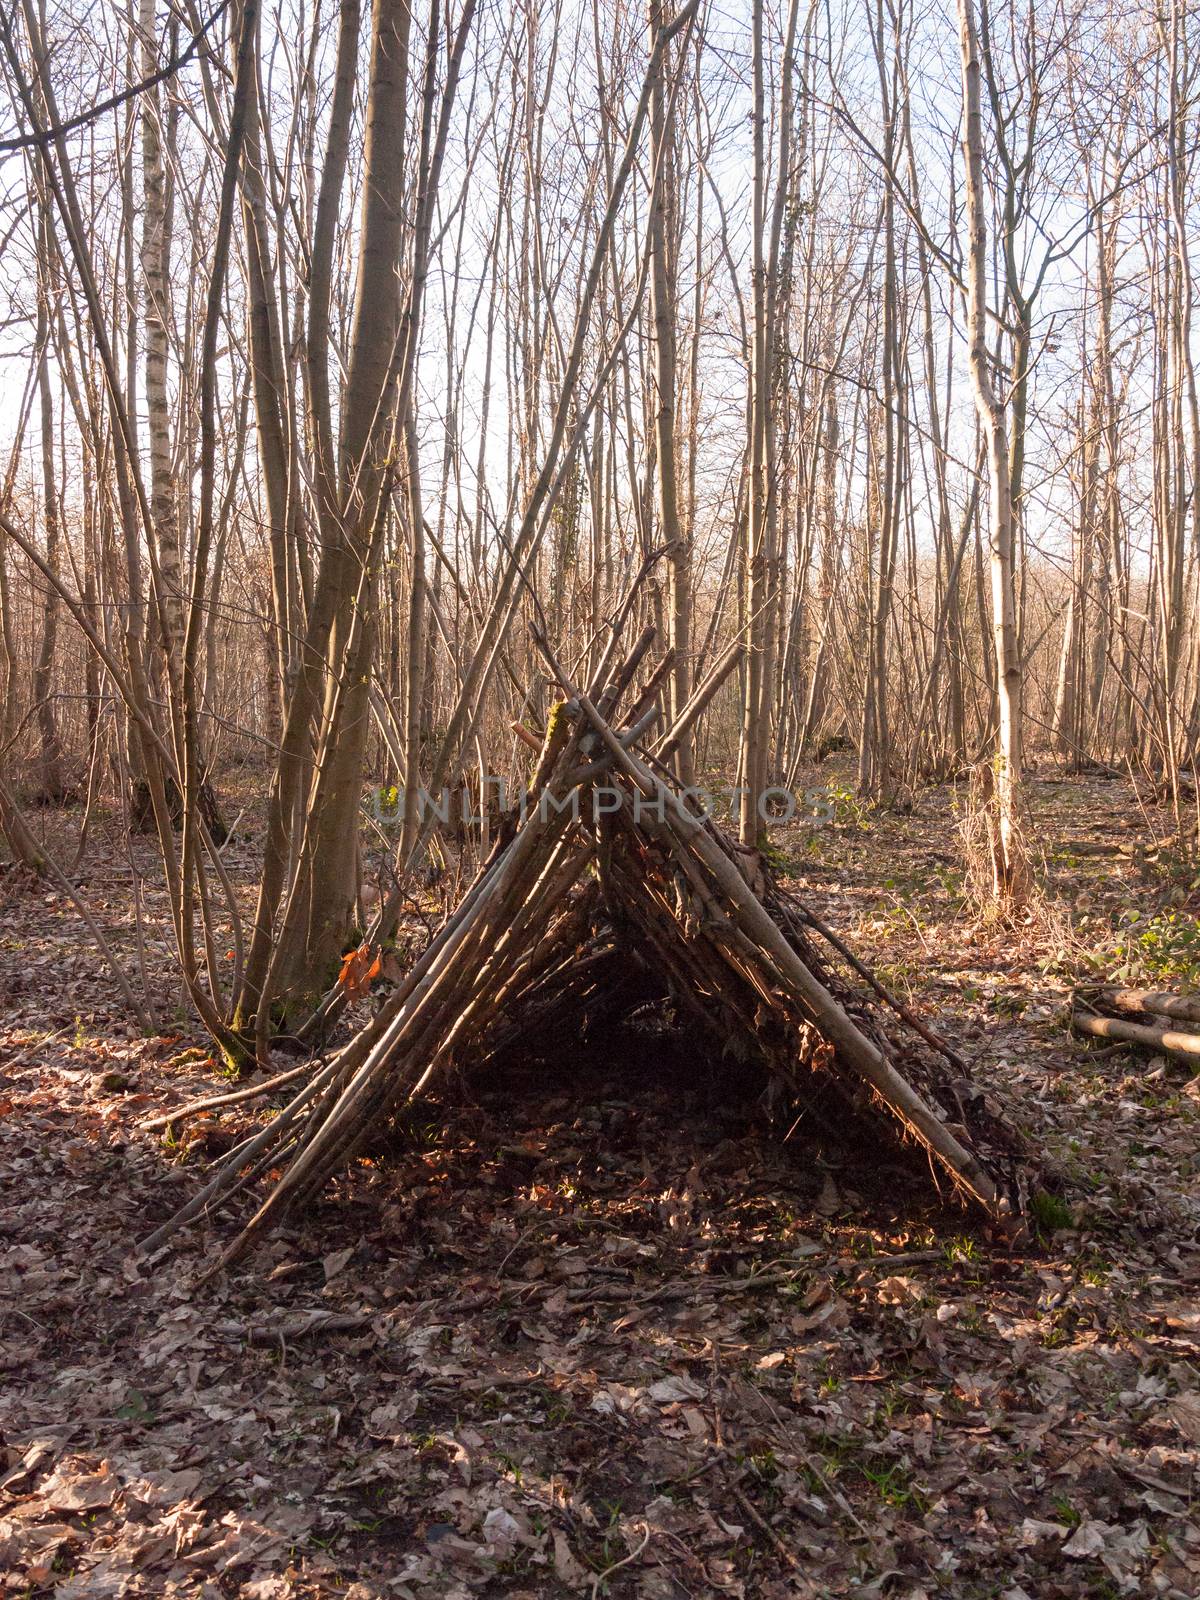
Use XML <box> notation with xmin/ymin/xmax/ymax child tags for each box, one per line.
<box><xmin>337</xmin><ymin>943</ymin><xmax>382</xmax><ymax>999</ymax></box>
<box><xmin>1165</xmin><ymin>1394</ymin><xmax>1200</xmax><ymax>1445</ymax></box>
<box><xmin>552</xmin><ymin>1529</ymin><xmax>589</xmax><ymax>1590</ymax></box>
<box><xmin>39</xmin><ymin>1457</ymin><xmax>119</xmax><ymax>1512</ymax></box>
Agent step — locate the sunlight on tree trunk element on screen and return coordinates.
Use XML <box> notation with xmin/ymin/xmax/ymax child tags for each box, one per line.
<box><xmin>956</xmin><ymin>0</ymin><xmax>1030</xmax><ymax>906</ymax></box>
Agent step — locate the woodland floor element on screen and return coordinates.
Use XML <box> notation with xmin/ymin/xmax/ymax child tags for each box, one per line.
<box><xmin>1</xmin><ymin>763</ymin><xmax>1199</xmax><ymax>1599</ymax></box>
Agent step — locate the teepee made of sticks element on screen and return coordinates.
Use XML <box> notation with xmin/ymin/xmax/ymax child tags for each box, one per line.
<box><xmin>145</xmin><ymin>627</ymin><xmax>1031</xmax><ymax>1267</ymax></box>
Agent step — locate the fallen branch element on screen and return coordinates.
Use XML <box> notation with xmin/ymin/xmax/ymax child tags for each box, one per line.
<box><xmin>242</xmin><ymin>1309</ymin><xmax>379</xmax><ymax>1344</ymax></box>
<box><xmin>1092</xmin><ymin>987</ymin><xmax>1200</xmax><ymax>1026</ymax></box>
<box><xmin>725</xmin><ymin>1478</ymin><xmax>803</xmax><ymax>1573</ymax></box>
<box><xmin>1072</xmin><ymin>1010</ymin><xmax>1200</xmax><ymax>1062</ymax></box>
<box><xmin>139</xmin><ymin>1058</ymin><xmax>318</xmax><ymax>1131</ymax></box>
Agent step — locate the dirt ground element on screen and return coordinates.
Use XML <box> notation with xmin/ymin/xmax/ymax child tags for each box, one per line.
<box><xmin>1</xmin><ymin>766</ymin><xmax>1199</xmax><ymax>1599</ymax></box>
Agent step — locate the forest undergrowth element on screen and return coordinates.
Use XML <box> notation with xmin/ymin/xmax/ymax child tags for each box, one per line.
<box><xmin>1</xmin><ymin>764</ymin><xmax>1198</xmax><ymax>1599</ymax></box>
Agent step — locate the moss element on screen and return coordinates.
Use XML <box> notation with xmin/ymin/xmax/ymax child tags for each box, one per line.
<box><xmin>217</xmin><ymin>1033</ymin><xmax>252</xmax><ymax>1077</ymax></box>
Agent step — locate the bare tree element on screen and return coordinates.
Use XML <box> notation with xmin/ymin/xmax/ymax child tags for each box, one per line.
<box><xmin>956</xmin><ymin>0</ymin><xmax>1030</xmax><ymax>900</ymax></box>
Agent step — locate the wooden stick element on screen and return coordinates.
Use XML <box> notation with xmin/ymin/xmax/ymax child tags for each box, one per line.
<box><xmin>217</xmin><ymin>754</ymin><xmax>588</xmax><ymax>1258</ymax></box>
<box><xmin>783</xmin><ymin>898</ymin><xmax>969</xmax><ymax>1073</ymax></box>
<box><xmin>1091</xmin><ymin>987</ymin><xmax>1200</xmax><ymax>1025</ymax></box>
<box><xmin>510</xmin><ymin>720</ymin><xmax>542</xmax><ymax>752</ymax></box>
<box><xmin>654</xmin><ymin>636</ymin><xmax>743</xmax><ymax>763</ymax></box>
<box><xmin>1072</xmin><ymin>1010</ymin><xmax>1200</xmax><ymax>1059</ymax></box>
<box><xmin>570</xmin><ymin>691</ymin><xmax>1009</xmax><ymax>1217</ymax></box>
<box><xmin>140</xmin><ymin>1058</ymin><xmax>318</xmax><ymax>1130</ymax></box>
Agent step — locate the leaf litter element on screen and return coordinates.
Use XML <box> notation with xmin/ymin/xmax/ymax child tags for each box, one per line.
<box><xmin>0</xmin><ymin>769</ymin><xmax>1198</xmax><ymax>1597</ymax></box>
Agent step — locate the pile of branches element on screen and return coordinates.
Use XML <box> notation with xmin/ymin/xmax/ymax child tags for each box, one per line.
<box><xmin>1073</xmin><ymin>986</ymin><xmax>1200</xmax><ymax>1064</ymax></box>
<box><xmin>145</xmin><ymin>629</ymin><xmax>1031</xmax><ymax>1268</ymax></box>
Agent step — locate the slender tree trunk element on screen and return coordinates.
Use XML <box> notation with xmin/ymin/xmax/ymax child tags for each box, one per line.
<box><xmin>137</xmin><ymin>0</ymin><xmax>181</xmax><ymax>649</ymax></box>
<box><xmin>956</xmin><ymin>0</ymin><xmax>1028</xmax><ymax>901</ymax></box>
<box><xmin>33</xmin><ymin>261</ymin><xmax>68</xmax><ymax>802</ymax></box>
<box><xmin>648</xmin><ymin>0</ymin><xmax>693</xmax><ymax>785</ymax></box>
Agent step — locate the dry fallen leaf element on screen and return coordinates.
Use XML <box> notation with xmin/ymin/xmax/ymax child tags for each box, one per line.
<box><xmin>322</xmin><ymin>1246</ymin><xmax>354</xmax><ymax>1283</ymax></box>
<box><xmin>552</xmin><ymin>1528</ymin><xmax>589</xmax><ymax>1589</ymax></box>
<box><xmin>1063</xmin><ymin>1521</ymin><xmax>1108</xmax><ymax>1559</ymax></box>
<box><xmin>2</xmin><ymin>766</ymin><xmax>1196</xmax><ymax>1600</ymax></box>
<box><xmin>1165</xmin><ymin>1394</ymin><xmax>1200</xmax><ymax>1445</ymax></box>
<box><xmin>38</xmin><ymin>1458</ymin><xmax>119</xmax><ymax>1513</ymax></box>
<box><xmin>648</xmin><ymin>1374</ymin><xmax>705</xmax><ymax>1404</ymax></box>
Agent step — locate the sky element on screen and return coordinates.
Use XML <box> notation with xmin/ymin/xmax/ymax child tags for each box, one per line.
<box><xmin>0</xmin><ymin>0</ymin><xmax>1189</xmax><ymax>597</ymax></box>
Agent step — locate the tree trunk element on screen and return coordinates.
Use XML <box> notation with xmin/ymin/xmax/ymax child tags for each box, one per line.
<box><xmin>648</xmin><ymin>0</ymin><xmax>694</xmax><ymax>786</ymax></box>
<box><xmin>956</xmin><ymin>0</ymin><xmax>1029</xmax><ymax>902</ymax></box>
<box><xmin>32</xmin><ymin>266</ymin><xmax>69</xmax><ymax>803</ymax></box>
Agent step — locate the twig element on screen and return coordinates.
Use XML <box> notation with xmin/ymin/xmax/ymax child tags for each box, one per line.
<box><xmin>726</xmin><ymin>1477</ymin><xmax>803</xmax><ymax>1572</ymax></box>
<box><xmin>785</xmin><ymin>896</ymin><xmax>969</xmax><ymax>1073</ymax></box>
<box><xmin>590</xmin><ymin>1522</ymin><xmax>651</xmax><ymax>1596</ymax></box>
<box><xmin>242</xmin><ymin>1310</ymin><xmax>378</xmax><ymax>1344</ymax></box>
<box><xmin>139</xmin><ymin>1058</ymin><xmax>318</xmax><ymax>1131</ymax></box>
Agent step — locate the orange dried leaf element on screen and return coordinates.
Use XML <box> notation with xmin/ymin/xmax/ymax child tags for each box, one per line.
<box><xmin>338</xmin><ymin>942</ymin><xmax>380</xmax><ymax>999</ymax></box>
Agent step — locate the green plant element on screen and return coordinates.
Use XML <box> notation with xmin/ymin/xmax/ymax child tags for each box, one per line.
<box><xmin>747</xmin><ymin>1449</ymin><xmax>779</xmax><ymax>1482</ymax></box>
<box><xmin>1109</xmin><ymin>909</ymin><xmax>1200</xmax><ymax>986</ymax></box>
<box><xmin>1079</xmin><ymin>1255</ymin><xmax>1111</xmax><ymax>1286</ymax></box>
<box><xmin>858</xmin><ymin>1458</ymin><xmax>925</xmax><ymax>1510</ymax></box>
<box><xmin>824</xmin><ymin>781</ymin><xmax>874</xmax><ymax>832</ymax></box>
<box><xmin>1031</xmin><ymin>1190</ymin><xmax>1074</xmax><ymax>1235</ymax></box>
<box><xmin>1052</xmin><ymin>1495</ymin><xmax>1081</xmax><ymax>1528</ymax></box>
<box><xmin>115</xmin><ymin>1389</ymin><xmax>154</xmax><ymax>1423</ymax></box>
<box><xmin>993</xmin><ymin>992</ymin><xmax>1028</xmax><ymax>1017</ymax></box>
<box><xmin>761</xmin><ymin>840</ymin><xmax>802</xmax><ymax>875</ymax></box>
